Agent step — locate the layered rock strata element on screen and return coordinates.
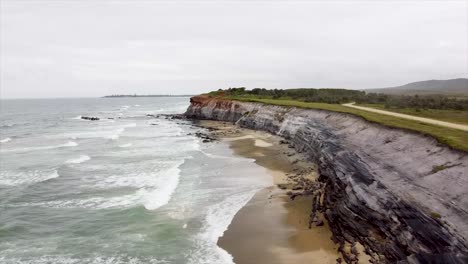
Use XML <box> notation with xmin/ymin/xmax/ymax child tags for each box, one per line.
<box><xmin>185</xmin><ymin>95</ymin><xmax>468</xmax><ymax>263</ymax></box>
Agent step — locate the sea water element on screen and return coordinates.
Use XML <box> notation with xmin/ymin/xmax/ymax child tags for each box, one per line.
<box><xmin>0</xmin><ymin>97</ymin><xmax>271</xmax><ymax>264</ymax></box>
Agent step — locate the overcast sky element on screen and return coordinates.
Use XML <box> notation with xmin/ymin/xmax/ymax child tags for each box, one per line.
<box><xmin>1</xmin><ymin>1</ymin><xmax>467</xmax><ymax>98</ymax></box>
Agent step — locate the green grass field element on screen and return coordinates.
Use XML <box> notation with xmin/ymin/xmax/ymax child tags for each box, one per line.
<box><xmin>356</xmin><ymin>104</ymin><xmax>468</xmax><ymax>126</ymax></box>
<box><xmin>222</xmin><ymin>96</ymin><xmax>468</xmax><ymax>152</ymax></box>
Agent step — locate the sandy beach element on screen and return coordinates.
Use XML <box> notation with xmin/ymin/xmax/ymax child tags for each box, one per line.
<box><xmin>197</xmin><ymin>121</ymin><xmax>341</xmax><ymax>264</ymax></box>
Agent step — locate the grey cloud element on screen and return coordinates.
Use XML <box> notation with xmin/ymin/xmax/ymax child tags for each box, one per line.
<box><xmin>1</xmin><ymin>1</ymin><xmax>467</xmax><ymax>98</ymax></box>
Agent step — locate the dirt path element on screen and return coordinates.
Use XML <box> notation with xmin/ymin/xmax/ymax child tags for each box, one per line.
<box><xmin>342</xmin><ymin>103</ymin><xmax>468</xmax><ymax>132</ymax></box>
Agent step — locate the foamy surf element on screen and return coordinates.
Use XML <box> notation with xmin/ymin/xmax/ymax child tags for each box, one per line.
<box><xmin>66</xmin><ymin>155</ymin><xmax>91</xmax><ymax>164</ymax></box>
<box><xmin>143</xmin><ymin>163</ymin><xmax>183</xmax><ymax>210</ymax></box>
<box><xmin>64</xmin><ymin>126</ymin><xmax>130</xmax><ymax>140</ymax></box>
<box><xmin>0</xmin><ymin>169</ymin><xmax>59</xmax><ymax>186</ymax></box>
<box><xmin>26</xmin><ymin>161</ymin><xmax>185</xmax><ymax>210</ymax></box>
<box><xmin>0</xmin><ymin>255</ymin><xmax>166</xmax><ymax>264</ymax></box>
<box><xmin>189</xmin><ymin>190</ymin><xmax>259</xmax><ymax>264</ymax></box>
<box><xmin>1</xmin><ymin>97</ymin><xmax>276</xmax><ymax>263</ymax></box>
<box><xmin>1</xmin><ymin>137</ymin><xmax>12</xmax><ymax>143</ymax></box>
<box><xmin>0</xmin><ymin>141</ymin><xmax>78</xmax><ymax>153</ymax></box>
<box><xmin>24</xmin><ymin>193</ymin><xmax>145</xmax><ymax>209</ymax></box>
<box><xmin>62</xmin><ymin>141</ymin><xmax>78</xmax><ymax>147</ymax></box>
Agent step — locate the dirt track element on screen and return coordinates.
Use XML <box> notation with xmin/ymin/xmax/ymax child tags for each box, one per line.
<box><xmin>342</xmin><ymin>103</ymin><xmax>468</xmax><ymax>132</ymax></box>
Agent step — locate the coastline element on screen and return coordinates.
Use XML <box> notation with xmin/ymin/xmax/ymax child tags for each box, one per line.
<box><xmin>197</xmin><ymin>121</ymin><xmax>342</xmax><ymax>264</ymax></box>
<box><xmin>186</xmin><ymin>95</ymin><xmax>468</xmax><ymax>263</ymax></box>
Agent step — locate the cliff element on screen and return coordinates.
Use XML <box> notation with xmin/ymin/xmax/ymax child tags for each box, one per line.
<box><xmin>185</xmin><ymin>95</ymin><xmax>468</xmax><ymax>263</ymax></box>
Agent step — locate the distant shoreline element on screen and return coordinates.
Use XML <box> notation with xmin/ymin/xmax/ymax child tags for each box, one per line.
<box><xmin>102</xmin><ymin>95</ymin><xmax>194</xmax><ymax>98</ymax></box>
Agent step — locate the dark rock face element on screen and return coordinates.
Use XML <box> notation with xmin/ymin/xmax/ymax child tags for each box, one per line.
<box><xmin>185</xmin><ymin>95</ymin><xmax>468</xmax><ymax>263</ymax></box>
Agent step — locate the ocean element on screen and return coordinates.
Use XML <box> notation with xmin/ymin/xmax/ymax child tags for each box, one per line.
<box><xmin>0</xmin><ymin>97</ymin><xmax>271</xmax><ymax>264</ymax></box>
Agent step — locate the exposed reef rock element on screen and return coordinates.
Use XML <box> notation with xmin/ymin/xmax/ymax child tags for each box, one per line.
<box><xmin>81</xmin><ymin>116</ymin><xmax>100</xmax><ymax>121</ymax></box>
<box><xmin>185</xmin><ymin>95</ymin><xmax>468</xmax><ymax>263</ymax></box>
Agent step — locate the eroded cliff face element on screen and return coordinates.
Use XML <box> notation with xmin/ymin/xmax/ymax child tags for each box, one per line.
<box><xmin>186</xmin><ymin>95</ymin><xmax>468</xmax><ymax>263</ymax></box>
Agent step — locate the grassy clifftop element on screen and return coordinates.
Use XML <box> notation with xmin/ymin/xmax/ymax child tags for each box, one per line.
<box><xmin>356</xmin><ymin>103</ymin><xmax>468</xmax><ymax>126</ymax></box>
<box><xmin>216</xmin><ymin>95</ymin><xmax>468</xmax><ymax>152</ymax></box>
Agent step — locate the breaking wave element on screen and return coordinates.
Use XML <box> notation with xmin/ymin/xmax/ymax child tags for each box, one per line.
<box><xmin>1</xmin><ymin>137</ymin><xmax>12</xmax><ymax>143</ymax></box>
<box><xmin>65</xmin><ymin>155</ymin><xmax>91</xmax><ymax>164</ymax></box>
<box><xmin>189</xmin><ymin>190</ymin><xmax>258</xmax><ymax>264</ymax></box>
<box><xmin>19</xmin><ymin>161</ymin><xmax>184</xmax><ymax>210</ymax></box>
<box><xmin>0</xmin><ymin>141</ymin><xmax>78</xmax><ymax>153</ymax></box>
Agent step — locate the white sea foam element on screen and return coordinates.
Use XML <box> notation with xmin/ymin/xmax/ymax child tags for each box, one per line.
<box><xmin>62</xmin><ymin>141</ymin><xmax>78</xmax><ymax>147</ymax></box>
<box><xmin>93</xmin><ymin>172</ymin><xmax>160</xmax><ymax>189</ymax></box>
<box><xmin>118</xmin><ymin>143</ymin><xmax>132</xmax><ymax>148</ymax></box>
<box><xmin>189</xmin><ymin>190</ymin><xmax>259</xmax><ymax>264</ymax></box>
<box><xmin>31</xmin><ymin>193</ymin><xmax>144</xmax><ymax>209</ymax></box>
<box><xmin>0</xmin><ymin>141</ymin><xmax>77</xmax><ymax>153</ymax></box>
<box><xmin>65</xmin><ymin>126</ymin><xmax>128</xmax><ymax>140</ymax></box>
<box><xmin>143</xmin><ymin>164</ymin><xmax>182</xmax><ymax>210</ymax></box>
<box><xmin>1</xmin><ymin>137</ymin><xmax>12</xmax><ymax>143</ymax></box>
<box><xmin>93</xmin><ymin>162</ymin><xmax>183</xmax><ymax>210</ymax></box>
<box><xmin>0</xmin><ymin>169</ymin><xmax>59</xmax><ymax>186</ymax></box>
<box><xmin>25</xmin><ymin>161</ymin><xmax>184</xmax><ymax>210</ymax></box>
<box><xmin>0</xmin><ymin>255</ymin><xmax>166</xmax><ymax>264</ymax></box>
<box><xmin>66</xmin><ymin>155</ymin><xmax>91</xmax><ymax>164</ymax></box>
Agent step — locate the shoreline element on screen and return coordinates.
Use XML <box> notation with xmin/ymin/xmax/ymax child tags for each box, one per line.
<box><xmin>196</xmin><ymin>121</ymin><xmax>342</xmax><ymax>264</ymax></box>
<box><xmin>186</xmin><ymin>95</ymin><xmax>468</xmax><ymax>263</ymax></box>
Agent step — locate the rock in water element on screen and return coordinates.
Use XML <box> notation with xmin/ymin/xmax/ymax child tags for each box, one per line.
<box><xmin>81</xmin><ymin>116</ymin><xmax>100</xmax><ymax>121</ymax></box>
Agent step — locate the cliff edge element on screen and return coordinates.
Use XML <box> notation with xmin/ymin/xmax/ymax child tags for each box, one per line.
<box><xmin>185</xmin><ymin>95</ymin><xmax>468</xmax><ymax>263</ymax></box>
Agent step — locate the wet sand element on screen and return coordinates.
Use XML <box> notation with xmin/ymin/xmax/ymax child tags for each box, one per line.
<box><xmin>198</xmin><ymin>121</ymin><xmax>341</xmax><ymax>264</ymax></box>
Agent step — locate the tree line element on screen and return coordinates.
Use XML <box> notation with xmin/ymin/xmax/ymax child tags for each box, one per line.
<box><xmin>210</xmin><ymin>88</ymin><xmax>468</xmax><ymax>110</ymax></box>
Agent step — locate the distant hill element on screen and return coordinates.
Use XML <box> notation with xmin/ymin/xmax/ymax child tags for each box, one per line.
<box><xmin>366</xmin><ymin>78</ymin><xmax>468</xmax><ymax>95</ymax></box>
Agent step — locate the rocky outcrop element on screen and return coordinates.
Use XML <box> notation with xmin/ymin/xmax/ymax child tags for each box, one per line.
<box><xmin>185</xmin><ymin>95</ymin><xmax>468</xmax><ymax>263</ymax></box>
<box><xmin>81</xmin><ymin>116</ymin><xmax>100</xmax><ymax>121</ymax></box>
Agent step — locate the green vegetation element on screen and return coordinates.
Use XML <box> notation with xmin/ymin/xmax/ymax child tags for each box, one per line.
<box><xmin>209</xmin><ymin>87</ymin><xmax>365</xmax><ymax>104</ymax></box>
<box><xmin>356</xmin><ymin>104</ymin><xmax>468</xmax><ymax>125</ymax></box>
<box><xmin>358</xmin><ymin>93</ymin><xmax>468</xmax><ymax>110</ymax></box>
<box><xmin>209</xmin><ymin>87</ymin><xmax>468</xmax><ymax>110</ymax></box>
<box><xmin>206</xmin><ymin>88</ymin><xmax>468</xmax><ymax>152</ymax></box>
<box><xmin>430</xmin><ymin>163</ymin><xmax>459</xmax><ymax>173</ymax></box>
<box><xmin>430</xmin><ymin>212</ymin><xmax>442</xmax><ymax>219</ymax></box>
<box><xmin>224</xmin><ymin>97</ymin><xmax>468</xmax><ymax>152</ymax></box>
<box><xmin>431</xmin><ymin>165</ymin><xmax>448</xmax><ymax>173</ymax></box>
